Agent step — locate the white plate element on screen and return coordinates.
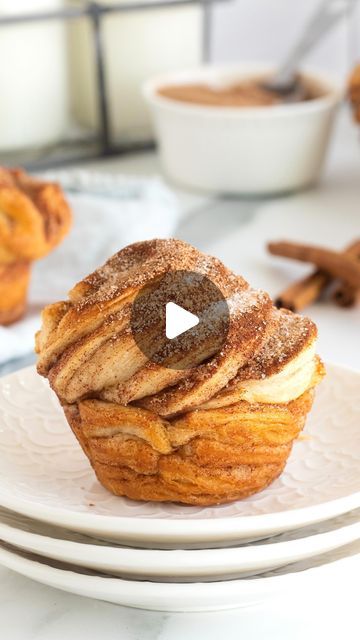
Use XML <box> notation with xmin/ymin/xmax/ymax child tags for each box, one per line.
<box><xmin>0</xmin><ymin>507</ymin><xmax>359</xmax><ymax>581</ymax></box>
<box><xmin>0</xmin><ymin>364</ymin><xmax>359</xmax><ymax>547</ymax></box>
<box><xmin>0</xmin><ymin>539</ymin><xmax>359</xmax><ymax>612</ymax></box>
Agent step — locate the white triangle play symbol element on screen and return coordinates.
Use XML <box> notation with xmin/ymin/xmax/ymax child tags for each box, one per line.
<box><xmin>165</xmin><ymin>302</ymin><xmax>199</xmax><ymax>340</ymax></box>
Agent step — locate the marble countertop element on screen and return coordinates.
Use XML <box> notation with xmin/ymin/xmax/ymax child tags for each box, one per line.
<box><xmin>0</xmin><ymin>109</ymin><xmax>359</xmax><ymax>639</ymax></box>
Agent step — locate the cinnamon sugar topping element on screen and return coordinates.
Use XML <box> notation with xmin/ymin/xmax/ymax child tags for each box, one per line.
<box><xmin>36</xmin><ymin>239</ymin><xmax>317</xmax><ymax>415</ymax></box>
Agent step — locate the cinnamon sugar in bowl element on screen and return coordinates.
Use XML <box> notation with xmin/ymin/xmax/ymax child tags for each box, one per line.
<box><xmin>143</xmin><ymin>63</ymin><xmax>341</xmax><ymax>194</ymax></box>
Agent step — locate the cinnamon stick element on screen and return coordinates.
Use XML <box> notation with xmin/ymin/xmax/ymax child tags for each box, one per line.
<box><xmin>332</xmin><ymin>239</ymin><xmax>360</xmax><ymax>307</ymax></box>
<box><xmin>274</xmin><ymin>270</ymin><xmax>331</xmax><ymax>312</ymax></box>
<box><xmin>269</xmin><ymin>239</ymin><xmax>360</xmax><ymax>312</ymax></box>
<box><xmin>268</xmin><ymin>241</ymin><xmax>360</xmax><ymax>288</ymax></box>
<box><xmin>333</xmin><ymin>284</ymin><xmax>360</xmax><ymax>307</ymax></box>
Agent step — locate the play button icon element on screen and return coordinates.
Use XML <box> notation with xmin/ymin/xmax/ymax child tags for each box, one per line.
<box><xmin>165</xmin><ymin>302</ymin><xmax>199</xmax><ymax>339</ymax></box>
<box><xmin>131</xmin><ymin>269</ymin><xmax>230</xmax><ymax>370</ymax></box>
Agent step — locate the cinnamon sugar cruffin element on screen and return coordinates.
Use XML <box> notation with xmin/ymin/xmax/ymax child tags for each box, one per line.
<box><xmin>0</xmin><ymin>167</ymin><xmax>71</xmax><ymax>325</ymax></box>
<box><xmin>36</xmin><ymin>239</ymin><xmax>325</xmax><ymax>505</ymax></box>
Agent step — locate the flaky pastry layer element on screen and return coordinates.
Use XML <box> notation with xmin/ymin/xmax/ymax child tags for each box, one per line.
<box><xmin>64</xmin><ymin>386</ymin><xmax>317</xmax><ymax>505</ymax></box>
<box><xmin>0</xmin><ymin>167</ymin><xmax>72</xmax><ymax>325</ymax></box>
<box><xmin>0</xmin><ymin>167</ymin><xmax>71</xmax><ymax>264</ymax></box>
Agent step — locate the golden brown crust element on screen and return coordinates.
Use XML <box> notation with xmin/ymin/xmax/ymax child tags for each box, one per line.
<box><xmin>63</xmin><ymin>390</ymin><xmax>315</xmax><ymax>505</ymax></box>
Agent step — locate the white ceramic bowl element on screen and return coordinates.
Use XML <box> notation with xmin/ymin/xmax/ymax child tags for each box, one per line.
<box><xmin>143</xmin><ymin>63</ymin><xmax>342</xmax><ymax>194</ymax></box>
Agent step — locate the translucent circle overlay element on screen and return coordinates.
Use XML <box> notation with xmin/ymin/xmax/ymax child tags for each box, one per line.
<box><xmin>130</xmin><ymin>270</ymin><xmax>230</xmax><ymax>370</ymax></box>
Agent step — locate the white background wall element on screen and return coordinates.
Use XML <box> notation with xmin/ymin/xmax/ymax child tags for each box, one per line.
<box><xmin>211</xmin><ymin>0</ymin><xmax>360</xmax><ymax>80</ymax></box>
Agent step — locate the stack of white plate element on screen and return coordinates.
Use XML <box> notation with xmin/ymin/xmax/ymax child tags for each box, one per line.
<box><xmin>0</xmin><ymin>363</ymin><xmax>359</xmax><ymax>612</ymax></box>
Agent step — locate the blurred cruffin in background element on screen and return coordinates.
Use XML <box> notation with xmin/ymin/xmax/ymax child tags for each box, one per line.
<box><xmin>0</xmin><ymin>167</ymin><xmax>72</xmax><ymax>326</ymax></box>
<box><xmin>349</xmin><ymin>64</ymin><xmax>360</xmax><ymax>123</ymax></box>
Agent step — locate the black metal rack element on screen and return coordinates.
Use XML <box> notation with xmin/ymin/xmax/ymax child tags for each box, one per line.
<box><xmin>0</xmin><ymin>0</ymin><xmax>221</xmax><ymax>169</ymax></box>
